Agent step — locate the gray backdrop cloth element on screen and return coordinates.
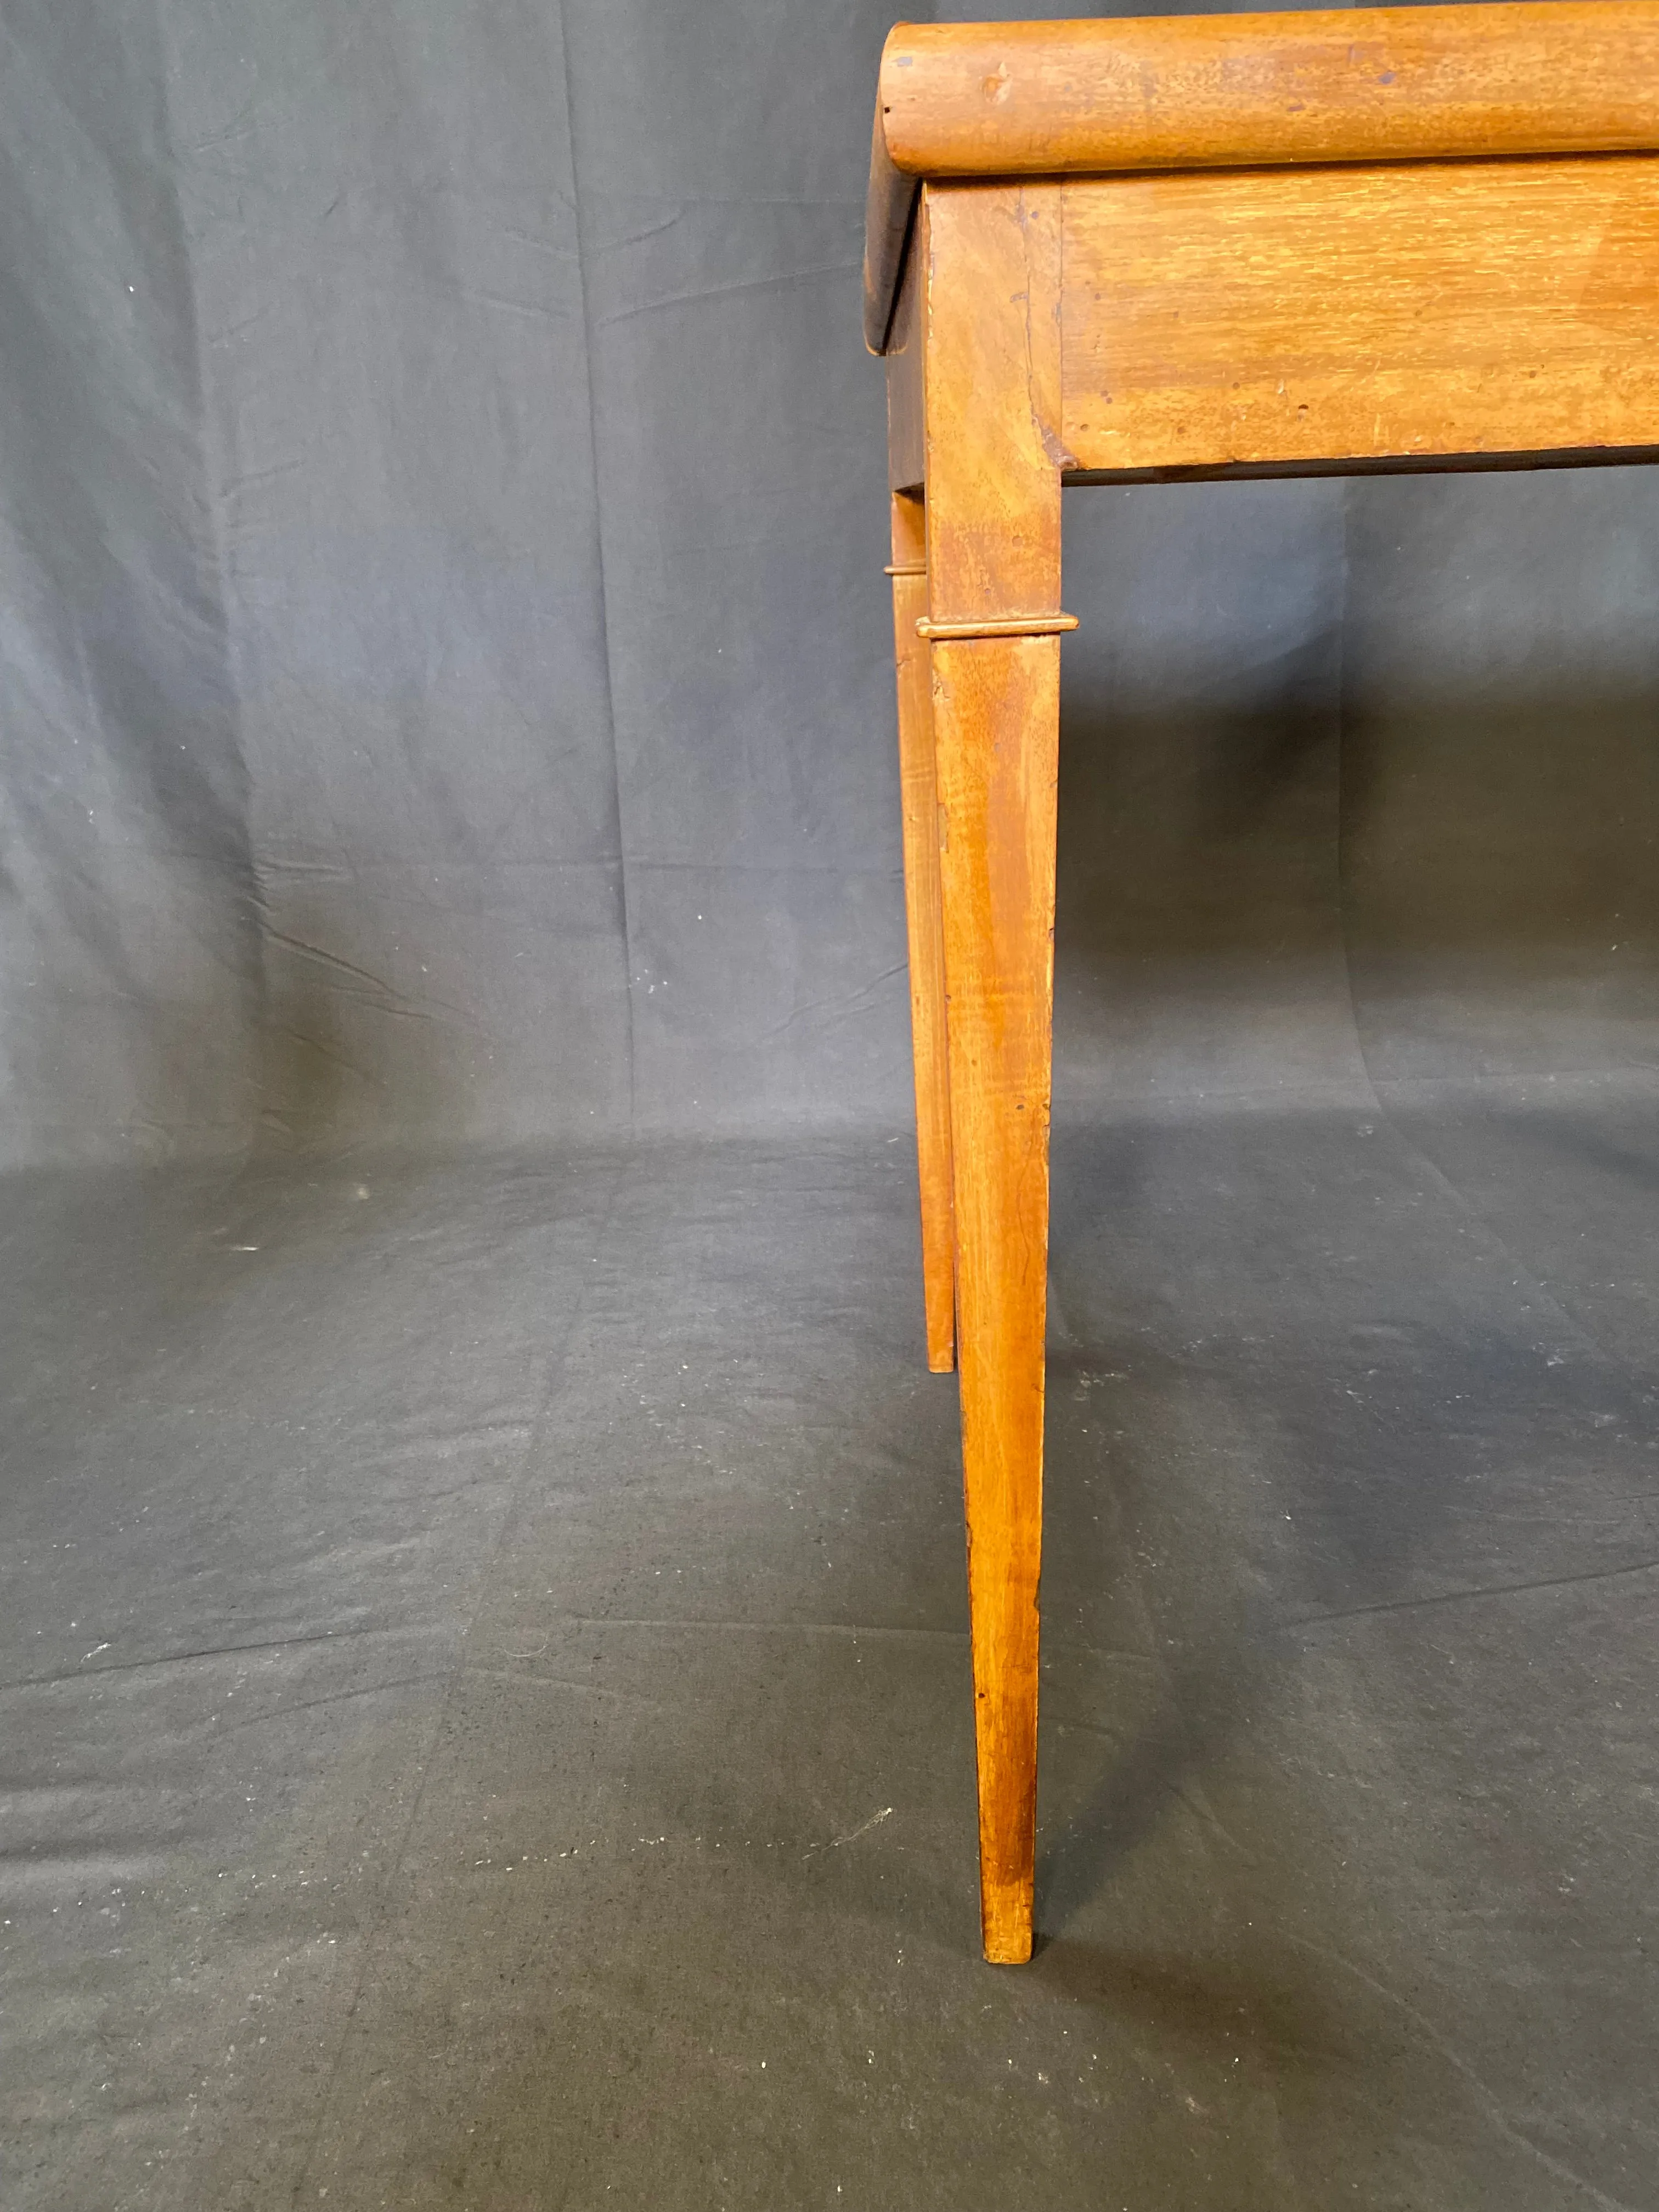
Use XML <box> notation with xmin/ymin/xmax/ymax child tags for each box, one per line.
<box><xmin>4</xmin><ymin>0</ymin><xmax>1659</xmax><ymax>1169</ymax></box>
<box><xmin>7</xmin><ymin>9</ymin><xmax>1659</xmax><ymax>2206</ymax></box>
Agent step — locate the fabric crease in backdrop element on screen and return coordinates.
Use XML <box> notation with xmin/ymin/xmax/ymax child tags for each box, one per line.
<box><xmin>5</xmin><ymin>0</ymin><xmax>1659</xmax><ymax>1164</ymax></box>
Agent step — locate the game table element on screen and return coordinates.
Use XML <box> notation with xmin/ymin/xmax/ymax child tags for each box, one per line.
<box><xmin>863</xmin><ymin>3</ymin><xmax>1659</xmax><ymax>1961</ymax></box>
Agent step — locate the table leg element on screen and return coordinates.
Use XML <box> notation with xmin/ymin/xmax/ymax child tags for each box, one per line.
<box><xmin>890</xmin><ymin>491</ymin><xmax>956</xmax><ymax>1373</ymax></box>
<box><xmin>931</xmin><ymin>631</ymin><xmax>1060</xmax><ymax>1965</ymax></box>
<box><xmin>902</xmin><ymin>180</ymin><xmax>1066</xmax><ymax>1960</ymax></box>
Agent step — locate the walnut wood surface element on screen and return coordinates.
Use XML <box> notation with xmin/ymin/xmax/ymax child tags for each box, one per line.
<box><xmin>1060</xmin><ymin>155</ymin><xmax>1659</xmax><ymax>475</ymax></box>
<box><xmin>918</xmin><ymin>187</ymin><xmax>1063</xmax><ymax>1965</ymax></box>
<box><xmin>921</xmin><ymin>187</ymin><xmax>1064</xmax><ymax>624</ymax></box>
<box><xmin>889</xmin><ymin>493</ymin><xmax>956</xmax><ymax>1375</ymax></box>
<box><xmin>933</xmin><ymin>631</ymin><xmax>1058</xmax><ymax>1966</ymax></box>
<box><xmin>865</xmin><ymin>1</ymin><xmax>1659</xmax><ymax>350</ymax></box>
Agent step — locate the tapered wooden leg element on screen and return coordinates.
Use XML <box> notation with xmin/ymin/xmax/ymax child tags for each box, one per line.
<box><xmin>890</xmin><ymin>491</ymin><xmax>956</xmax><ymax>1373</ymax></box>
<box><xmin>909</xmin><ymin>179</ymin><xmax>1067</xmax><ymax>1962</ymax></box>
<box><xmin>932</xmin><ymin>634</ymin><xmax>1060</xmax><ymax>1965</ymax></box>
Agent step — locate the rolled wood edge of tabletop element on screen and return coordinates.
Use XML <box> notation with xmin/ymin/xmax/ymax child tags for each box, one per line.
<box><xmin>882</xmin><ymin>3</ymin><xmax>1659</xmax><ymax>174</ymax></box>
<box><xmin>863</xmin><ymin>1</ymin><xmax>1659</xmax><ymax>351</ymax></box>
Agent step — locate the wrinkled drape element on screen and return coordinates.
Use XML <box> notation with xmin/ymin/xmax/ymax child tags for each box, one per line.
<box><xmin>3</xmin><ymin>0</ymin><xmax>1658</xmax><ymax>1167</ymax></box>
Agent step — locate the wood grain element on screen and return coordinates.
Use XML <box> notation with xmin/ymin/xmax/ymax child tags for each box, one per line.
<box><xmin>933</xmin><ymin>634</ymin><xmax>1060</xmax><ymax>1967</ymax></box>
<box><xmin>864</xmin><ymin>3</ymin><xmax>1659</xmax><ymax>354</ymax></box>
<box><xmin>1059</xmin><ymin>155</ymin><xmax>1659</xmax><ymax>476</ymax></box>
<box><xmin>919</xmin><ymin>183</ymin><xmax>1066</xmax><ymax>1963</ymax></box>
<box><xmin>922</xmin><ymin>185</ymin><xmax>1065</xmax><ymax>625</ymax></box>
<box><xmin>880</xmin><ymin>4</ymin><xmax>1659</xmax><ymax>177</ymax></box>
<box><xmin>890</xmin><ymin>493</ymin><xmax>956</xmax><ymax>1375</ymax></box>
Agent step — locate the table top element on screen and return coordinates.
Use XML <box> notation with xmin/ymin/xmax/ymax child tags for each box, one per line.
<box><xmin>865</xmin><ymin>2</ymin><xmax>1659</xmax><ymax>350</ymax></box>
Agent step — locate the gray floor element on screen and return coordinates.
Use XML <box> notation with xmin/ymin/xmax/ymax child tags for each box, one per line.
<box><xmin>3</xmin><ymin>1100</ymin><xmax>1657</xmax><ymax>2209</ymax></box>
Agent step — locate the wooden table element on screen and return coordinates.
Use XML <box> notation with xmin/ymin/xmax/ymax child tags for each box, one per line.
<box><xmin>864</xmin><ymin>2</ymin><xmax>1659</xmax><ymax>1963</ymax></box>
